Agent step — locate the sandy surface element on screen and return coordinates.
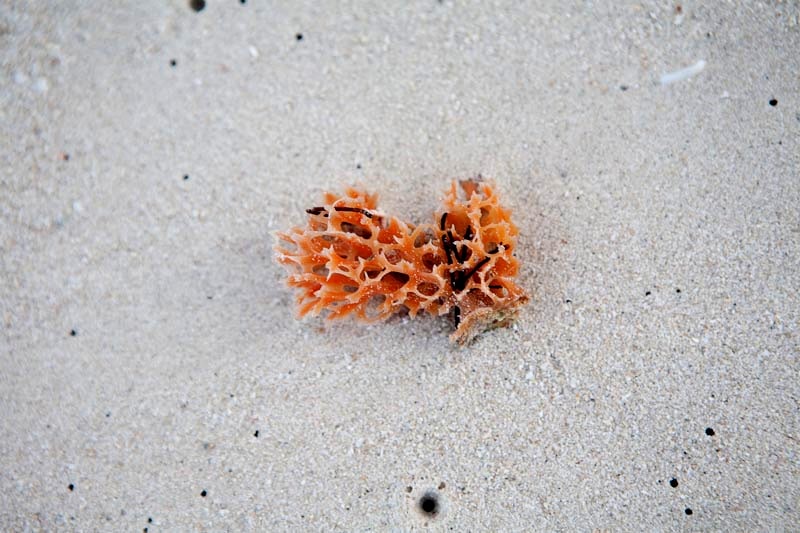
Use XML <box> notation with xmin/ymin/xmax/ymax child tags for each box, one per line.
<box><xmin>1</xmin><ymin>1</ymin><xmax>799</xmax><ymax>530</ymax></box>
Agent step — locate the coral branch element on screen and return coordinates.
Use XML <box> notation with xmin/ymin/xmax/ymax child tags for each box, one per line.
<box><xmin>273</xmin><ymin>179</ymin><xmax>529</xmax><ymax>344</ymax></box>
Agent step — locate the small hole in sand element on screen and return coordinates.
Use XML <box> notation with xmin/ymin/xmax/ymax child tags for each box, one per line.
<box><xmin>418</xmin><ymin>492</ymin><xmax>439</xmax><ymax>516</ymax></box>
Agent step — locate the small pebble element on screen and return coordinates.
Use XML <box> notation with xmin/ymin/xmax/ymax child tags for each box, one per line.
<box><xmin>33</xmin><ymin>78</ymin><xmax>49</xmax><ymax>93</ymax></box>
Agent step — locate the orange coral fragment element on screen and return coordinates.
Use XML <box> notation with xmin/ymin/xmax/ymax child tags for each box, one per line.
<box><xmin>273</xmin><ymin>178</ymin><xmax>529</xmax><ymax>344</ymax></box>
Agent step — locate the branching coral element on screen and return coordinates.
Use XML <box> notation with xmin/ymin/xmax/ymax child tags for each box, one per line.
<box><xmin>273</xmin><ymin>178</ymin><xmax>529</xmax><ymax>344</ymax></box>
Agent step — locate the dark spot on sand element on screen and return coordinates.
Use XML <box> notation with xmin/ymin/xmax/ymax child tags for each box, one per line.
<box><xmin>418</xmin><ymin>492</ymin><xmax>439</xmax><ymax>516</ymax></box>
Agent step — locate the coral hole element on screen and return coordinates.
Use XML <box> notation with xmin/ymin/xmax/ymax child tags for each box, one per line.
<box><xmin>489</xmin><ymin>284</ymin><xmax>508</xmax><ymax>298</ymax></box>
<box><xmin>467</xmin><ymin>288</ymin><xmax>494</xmax><ymax>307</ymax></box>
<box><xmin>421</xmin><ymin>253</ymin><xmax>438</xmax><ymax>272</ymax></box>
<box><xmin>383</xmin><ymin>249</ymin><xmax>403</xmax><ymax>265</ymax></box>
<box><xmin>340</xmin><ymin>221</ymin><xmax>372</xmax><ymax>239</ymax></box>
<box><xmin>364</xmin><ymin>269</ymin><xmax>383</xmax><ymax>279</ymax></box>
<box><xmin>414</xmin><ymin>228</ymin><xmax>436</xmax><ymax>247</ymax></box>
<box><xmin>383</xmin><ymin>271</ymin><xmax>410</xmax><ymax>290</ymax></box>
<box><xmin>364</xmin><ymin>294</ymin><xmax>386</xmax><ymax>318</ymax></box>
<box><xmin>417</xmin><ymin>492</ymin><xmax>440</xmax><ymax>517</ymax></box>
<box><xmin>417</xmin><ymin>282</ymin><xmax>439</xmax><ymax>297</ymax></box>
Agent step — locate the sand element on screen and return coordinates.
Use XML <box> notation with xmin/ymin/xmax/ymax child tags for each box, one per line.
<box><xmin>1</xmin><ymin>1</ymin><xmax>798</xmax><ymax>530</ymax></box>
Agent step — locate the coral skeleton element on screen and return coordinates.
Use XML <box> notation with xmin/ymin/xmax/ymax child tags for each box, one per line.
<box><xmin>273</xmin><ymin>178</ymin><xmax>529</xmax><ymax>344</ymax></box>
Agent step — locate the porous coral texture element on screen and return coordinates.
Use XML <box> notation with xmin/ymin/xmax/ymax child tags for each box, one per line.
<box><xmin>273</xmin><ymin>179</ymin><xmax>529</xmax><ymax>344</ymax></box>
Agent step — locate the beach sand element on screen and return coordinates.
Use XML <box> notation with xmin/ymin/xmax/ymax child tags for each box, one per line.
<box><xmin>1</xmin><ymin>1</ymin><xmax>798</xmax><ymax>530</ymax></box>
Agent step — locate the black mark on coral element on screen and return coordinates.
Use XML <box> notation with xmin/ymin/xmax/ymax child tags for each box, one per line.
<box><xmin>456</xmin><ymin>257</ymin><xmax>490</xmax><ymax>291</ymax></box>
<box><xmin>335</xmin><ymin>206</ymin><xmax>376</xmax><ymax>218</ymax></box>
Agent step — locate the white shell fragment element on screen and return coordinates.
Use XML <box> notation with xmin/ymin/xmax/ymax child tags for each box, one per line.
<box><xmin>660</xmin><ymin>60</ymin><xmax>706</xmax><ymax>85</ymax></box>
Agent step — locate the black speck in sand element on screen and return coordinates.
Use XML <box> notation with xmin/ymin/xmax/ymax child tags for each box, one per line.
<box><xmin>418</xmin><ymin>493</ymin><xmax>439</xmax><ymax>516</ymax></box>
<box><xmin>189</xmin><ymin>0</ymin><xmax>206</xmax><ymax>12</ymax></box>
<box><xmin>769</xmin><ymin>98</ymin><xmax>778</xmax><ymax>107</ymax></box>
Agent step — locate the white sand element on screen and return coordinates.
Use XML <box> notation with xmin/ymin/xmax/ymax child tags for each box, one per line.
<box><xmin>1</xmin><ymin>1</ymin><xmax>798</xmax><ymax>530</ymax></box>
